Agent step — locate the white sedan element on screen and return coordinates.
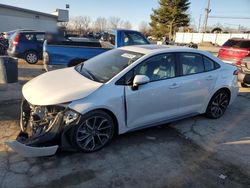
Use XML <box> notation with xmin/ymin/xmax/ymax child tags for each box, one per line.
<box><xmin>6</xmin><ymin>45</ymin><xmax>239</xmax><ymax>157</ymax></box>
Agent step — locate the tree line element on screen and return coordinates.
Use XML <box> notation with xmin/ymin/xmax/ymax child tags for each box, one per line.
<box><xmin>60</xmin><ymin>0</ymin><xmax>191</xmax><ymax>39</ymax></box>
<box><xmin>59</xmin><ymin>16</ymin><xmax>133</xmax><ymax>36</ymax></box>
<box><xmin>60</xmin><ymin>0</ymin><xmax>248</xmax><ymax>40</ymax></box>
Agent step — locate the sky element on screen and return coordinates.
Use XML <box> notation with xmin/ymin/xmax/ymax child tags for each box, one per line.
<box><xmin>0</xmin><ymin>0</ymin><xmax>249</xmax><ymax>30</ymax></box>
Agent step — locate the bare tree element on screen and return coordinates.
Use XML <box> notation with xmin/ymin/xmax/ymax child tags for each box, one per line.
<box><xmin>58</xmin><ymin>22</ymin><xmax>69</xmax><ymax>29</ymax></box>
<box><xmin>139</xmin><ymin>21</ymin><xmax>150</xmax><ymax>36</ymax></box>
<box><xmin>121</xmin><ymin>20</ymin><xmax>132</xmax><ymax>29</ymax></box>
<box><xmin>72</xmin><ymin>16</ymin><xmax>92</xmax><ymax>36</ymax></box>
<box><xmin>94</xmin><ymin>17</ymin><xmax>108</xmax><ymax>32</ymax></box>
<box><xmin>108</xmin><ymin>16</ymin><xmax>121</xmax><ymax>29</ymax></box>
<box><xmin>81</xmin><ymin>16</ymin><xmax>92</xmax><ymax>34</ymax></box>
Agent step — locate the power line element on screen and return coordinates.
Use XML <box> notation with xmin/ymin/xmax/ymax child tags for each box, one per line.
<box><xmin>209</xmin><ymin>16</ymin><xmax>250</xmax><ymax>19</ymax></box>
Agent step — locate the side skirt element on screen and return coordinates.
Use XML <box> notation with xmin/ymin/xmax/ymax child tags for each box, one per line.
<box><xmin>126</xmin><ymin>113</ymin><xmax>199</xmax><ymax>133</ymax></box>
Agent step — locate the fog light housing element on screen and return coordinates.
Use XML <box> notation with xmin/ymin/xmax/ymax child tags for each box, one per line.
<box><xmin>64</xmin><ymin>110</ymin><xmax>80</xmax><ymax>125</ymax></box>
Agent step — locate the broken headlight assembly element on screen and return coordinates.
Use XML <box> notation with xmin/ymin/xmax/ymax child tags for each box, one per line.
<box><xmin>20</xmin><ymin>100</ymin><xmax>80</xmax><ymax>142</ymax></box>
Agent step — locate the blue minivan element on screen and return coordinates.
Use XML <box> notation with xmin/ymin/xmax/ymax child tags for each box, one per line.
<box><xmin>7</xmin><ymin>31</ymin><xmax>45</xmax><ymax>64</ymax></box>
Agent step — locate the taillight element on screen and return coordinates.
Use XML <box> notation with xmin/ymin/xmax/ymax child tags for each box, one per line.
<box><xmin>13</xmin><ymin>33</ymin><xmax>20</xmax><ymax>46</ymax></box>
<box><xmin>218</xmin><ymin>49</ymin><xmax>224</xmax><ymax>57</ymax></box>
<box><xmin>236</xmin><ymin>50</ymin><xmax>249</xmax><ymax>58</ymax></box>
<box><xmin>235</xmin><ymin>61</ymin><xmax>242</xmax><ymax>66</ymax></box>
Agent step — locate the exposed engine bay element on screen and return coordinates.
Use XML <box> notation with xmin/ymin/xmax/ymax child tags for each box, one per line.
<box><xmin>5</xmin><ymin>100</ymin><xmax>81</xmax><ymax>157</ymax></box>
<box><xmin>20</xmin><ymin>100</ymin><xmax>66</xmax><ymax>141</ymax></box>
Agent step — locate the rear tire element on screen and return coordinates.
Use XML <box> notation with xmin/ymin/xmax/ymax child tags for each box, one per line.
<box><xmin>206</xmin><ymin>90</ymin><xmax>229</xmax><ymax>119</ymax></box>
<box><xmin>71</xmin><ymin>110</ymin><xmax>115</xmax><ymax>152</ymax></box>
<box><xmin>25</xmin><ymin>51</ymin><xmax>38</xmax><ymax>64</ymax></box>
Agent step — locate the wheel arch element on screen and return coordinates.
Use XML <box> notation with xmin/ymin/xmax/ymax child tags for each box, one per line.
<box><xmin>216</xmin><ymin>87</ymin><xmax>231</xmax><ymax>103</ymax></box>
<box><xmin>73</xmin><ymin>106</ymin><xmax>120</xmax><ymax>136</ymax></box>
<box><xmin>202</xmin><ymin>87</ymin><xmax>232</xmax><ymax>114</ymax></box>
<box><xmin>205</xmin><ymin>87</ymin><xmax>231</xmax><ymax>119</ymax></box>
<box><xmin>24</xmin><ymin>49</ymin><xmax>38</xmax><ymax>56</ymax></box>
<box><xmin>94</xmin><ymin>108</ymin><xmax>119</xmax><ymax>136</ymax></box>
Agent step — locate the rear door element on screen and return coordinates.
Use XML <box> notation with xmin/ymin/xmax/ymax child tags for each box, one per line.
<box><xmin>20</xmin><ymin>33</ymin><xmax>36</xmax><ymax>53</ymax></box>
<box><xmin>177</xmin><ymin>53</ymin><xmax>219</xmax><ymax>115</ymax></box>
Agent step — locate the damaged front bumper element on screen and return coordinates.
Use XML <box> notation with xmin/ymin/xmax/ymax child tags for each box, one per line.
<box><xmin>5</xmin><ymin>140</ymin><xmax>59</xmax><ymax>157</ymax></box>
<box><xmin>5</xmin><ymin>100</ymin><xmax>80</xmax><ymax>157</ymax></box>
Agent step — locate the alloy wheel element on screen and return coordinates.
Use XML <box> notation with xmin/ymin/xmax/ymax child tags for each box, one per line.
<box><xmin>75</xmin><ymin>115</ymin><xmax>113</xmax><ymax>152</ymax></box>
<box><xmin>26</xmin><ymin>52</ymin><xmax>38</xmax><ymax>64</ymax></box>
<box><xmin>210</xmin><ymin>92</ymin><xmax>229</xmax><ymax>118</ymax></box>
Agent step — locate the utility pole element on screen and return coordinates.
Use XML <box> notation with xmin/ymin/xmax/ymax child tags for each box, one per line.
<box><xmin>198</xmin><ymin>14</ymin><xmax>201</xmax><ymax>32</ymax></box>
<box><xmin>203</xmin><ymin>0</ymin><xmax>211</xmax><ymax>32</ymax></box>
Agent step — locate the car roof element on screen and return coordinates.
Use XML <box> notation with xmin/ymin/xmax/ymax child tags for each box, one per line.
<box><xmin>119</xmin><ymin>44</ymin><xmax>201</xmax><ymax>55</ymax></box>
<box><xmin>5</xmin><ymin>29</ymin><xmax>35</xmax><ymax>34</ymax></box>
<box><xmin>17</xmin><ymin>31</ymin><xmax>45</xmax><ymax>34</ymax></box>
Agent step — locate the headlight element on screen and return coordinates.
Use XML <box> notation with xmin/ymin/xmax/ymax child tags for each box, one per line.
<box><xmin>64</xmin><ymin>110</ymin><xmax>80</xmax><ymax>125</ymax></box>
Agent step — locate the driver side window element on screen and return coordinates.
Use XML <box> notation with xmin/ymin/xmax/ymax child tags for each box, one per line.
<box><xmin>134</xmin><ymin>54</ymin><xmax>176</xmax><ymax>82</ymax></box>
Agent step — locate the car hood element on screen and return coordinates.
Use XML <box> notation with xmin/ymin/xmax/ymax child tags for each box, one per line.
<box><xmin>22</xmin><ymin>67</ymin><xmax>103</xmax><ymax>105</ymax></box>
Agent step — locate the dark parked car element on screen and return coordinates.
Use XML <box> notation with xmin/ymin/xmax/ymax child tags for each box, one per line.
<box><xmin>238</xmin><ymin>57</ymin><xmax>250</xmax><ymax>87</ymax></box>
<box><xmin>218</xmin><ymin>38</ymin><xmax>250</xmax><ymax>66</ymax></box>
<box><xmin>0</xmin><ymin>33</ymin><xmax>8</xmax><ymax>55</ymax></box>
<box><xmin>7</xmin><ymin>31</ymin><xmax>45</xmax><ymax>64</ymax></box>
<box><xmin>3</xmin><ymin>29</ymin><xmax>34</xmax><ymax>40</ymax></box>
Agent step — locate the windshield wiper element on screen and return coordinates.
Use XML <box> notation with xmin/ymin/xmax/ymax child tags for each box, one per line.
<box><xmin>76</xmin><ymin>64</ymin><xmax>97</xmax><ymax>81</ymax></box>
<box><xmin>79</xmin><ymin>62</ymin><xmax>84</xmax><ymax>71</ymax></box>
<box><xmin>83</xmin><ymin>68</ymin><xmax>99</xmax><ymax>82</ymax></box>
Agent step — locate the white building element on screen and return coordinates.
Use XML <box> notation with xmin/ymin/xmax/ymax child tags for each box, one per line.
<box><xmin>0</xmin><ymin>4</ymin><xmax>69</xmax><ymax>33</ymax></box>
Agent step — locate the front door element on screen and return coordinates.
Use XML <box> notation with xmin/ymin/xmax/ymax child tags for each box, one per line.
<box><xmin>124</xmin><ymin>53</ymin><xmax>182</xmax><ymax>128</ymax></box>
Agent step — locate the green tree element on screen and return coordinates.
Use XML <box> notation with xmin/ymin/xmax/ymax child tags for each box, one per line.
<box><xmin>150</xmin><ymin>0</ymin><xmax>190</xmax><ymax>40</ymax></box>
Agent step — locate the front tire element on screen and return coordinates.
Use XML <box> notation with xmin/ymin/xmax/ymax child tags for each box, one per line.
<box><xmin>71</xmin><ymin>110</ymin><xmax>115</xmax><ymax>152</ymax></box>
<box><xmin>206</xmin><ymin>90</ymin><xmax>229</xmax><ymax>119</ymax></box>
<box><xmin>25</xmin><ymin>51</ymin><xmax>38</xmax><ymax>64</ymax></box>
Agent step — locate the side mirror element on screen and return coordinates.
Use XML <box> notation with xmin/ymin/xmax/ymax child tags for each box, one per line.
<box><xmin>132</xmin><ymin>75</ymin><xmax>150</xmax><ymax>90</ymax></box>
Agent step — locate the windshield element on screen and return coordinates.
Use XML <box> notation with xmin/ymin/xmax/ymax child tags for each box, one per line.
<box><xmin>75</xmin><ymin>49</ymin><xmax>144</xmax><ymax>83</ymax></box>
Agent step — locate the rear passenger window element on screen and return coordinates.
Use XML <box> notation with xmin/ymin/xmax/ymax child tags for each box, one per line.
<box><xmin>203</xmin><ymin>57</ymin><xmax>214</xmax><ymax>71</ymax></box>
<box><xmin>24</xmin><ymin>34</ymin><xmax>35</xmax><ymax>41</ymax></box>
<box><xmin>36</xmin><ymin>34</ymin><xmax>45</xmax><ymax>42</ymax></box>
<box><xmin>180</xmin><ymin>53</ymin><xmax>204</xmax><ymax>75</ymax></box>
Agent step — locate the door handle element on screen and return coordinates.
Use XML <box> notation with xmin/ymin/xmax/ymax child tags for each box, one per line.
<box><xmin>206</xmin><ymin>75</ymin><xmax>214</xmax><ymax>80</ymax></box>
<box><xmin>168</xmin><ymin>83</ymin><xmax>180</xmax><ymax>89</ymax></box>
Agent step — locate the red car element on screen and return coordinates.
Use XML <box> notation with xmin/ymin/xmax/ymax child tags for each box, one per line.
<box><xmin>218</xmin><ymin>38</ymin><xmax>250</xmax><ymax>66</ymax></box>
